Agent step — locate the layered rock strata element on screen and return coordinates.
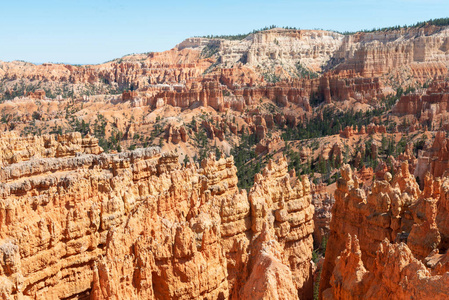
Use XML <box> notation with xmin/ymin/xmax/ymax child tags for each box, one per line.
<box><xmin>332</xmin><ymin>26</ymin><xmax>449</xmax><ymax>79</ymax></box>
<box><xmin>323</xmin><ymin>235</ymin><xmax>449</xmax><ymax>300</ymax></box>
<box><xmin>3</xmin><ymin>25</ymin><xmax>449</xmax><ymax>109</ymax></box>
<box><xmin>320</xmin><ymin>149</ymin><xmax>449</xmax><ymax>299</ymax></box>
<box><xmin>0</xmin><ymin>133</ymin><xmax>314</xmax><ymax>299</ymax></box>
<box><xmin>0</xmin><ymin>131</ymin><xmax>102</xmax><ymax>166</ymax></box>
<box><xmin>320</xmin><ymin>162</ymin><xmax>421</xmax><ymax>295</ymax></box>
<box><xmin>0</xmin><ymin>48</ymin><xmax>213</xmax><ymax>94</ymax></box>
<box><xmin>393</xmin><ymin>78</ymin><xmax>449</xmax><ymax>121</ymax></box>
<box><xmin>415</xmin><ymin>131</ymin><xmax>449</xmax><ymax>182</ymax></box>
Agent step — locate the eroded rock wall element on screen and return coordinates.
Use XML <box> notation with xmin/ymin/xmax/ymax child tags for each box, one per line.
<box><xmin>0</xmin><ymin>133</ymin><xmax>314</xmax><ymax>299</ymax></box>
<box><xmin>0</xmin><ymin>131</ymin><xmax>103</xmax><ymax>166</ymax></box>
<box><xmin>322</xmin><ymin>235</ymin><xmax>449</xmax><ymax>300</ymax></box>
<box><xmin>320</xmin><ymin>143</ymin><xmax>449</xmax><ymax>299</ymax></box>
<box><xmin>333</xmin><ymin>26</ymin><xmax>449</xmax><ymax>78</ymax></box>
<box><xmin>0</xmin><ymin>48</ymin><xmax>212</xmax><ymax>93</ymax></box>
<box><xmin>3</xmin><ymin>25</ymin><xmax>449</xmax><ymax>106</ymax></box>
<box><xmin>320</xmin><ymin>162</ymin><xmax>421</xmax><ymax>296</ymax></box>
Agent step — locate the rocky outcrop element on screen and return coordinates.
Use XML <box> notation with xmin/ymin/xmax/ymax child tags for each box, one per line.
<box><xmin>178</xmin><ymin>29</ymin><xmax>344</xmax><ymax>76</ymax></box>
<box><xmin>26</xmin><ymin>89</ymin><xmax>46</xmax><ymax>100</ymax></box>
<box><xmin>201</xmin><ymin>119</ymin><xmax>225</xmax><ymax>141</ymax></box>
<box><xmin>249</xmin><ymin>157</ymin><xmax>315</xmax><ymax>298</ymax></box>
<box><xmin>415</xmin><ymin>131</ymin><xmax>449</xmax><ymax>182</ymax></box>
<box><xmin>320</xmin><ymin>141</ymin><xmax>449</xmax><ymax>299</ymax></box>
<box><xmin>0</xmin><ymin>48</ymin><xmax>214</xmax><ymax>98</ymax></box>
<box><xmin>241</xmin><ymin>224</ymin><xmax>298</xmax><ymax>300</ymax></box>
<box><xmin>180</xmin><ymin>26</ymin><xmax>449</xmax><ymax>87</ymax></box>
<box><xmin>255</xmin><ymin>134</ymin><xmax>282</xmax><ymax>155</ymax></box>
<box><xmin>319</xmin><ymin>162</ymin><xmax>421</xmax><ymax>296</ymax></box>
<box><xmin>121</xmin><ymin>90</ymin><xmax>138</xmax><ymax>101</ymax></box>
<box><xmin>339</xmin><ymin>126</ymin><xmax>357</xmax><ymax>138</ymax></box>
<box><xmin>0</xmin><ymin>131</ymin><xmax>103</xmax><ymax>166</ymax></box>
<box><xmin>339</xmin><ymin>123</ymin><xmax>386</xmax><ymax>138</ymax></box>
<box><xmin>128</xmin><ymin>78</ymin><xmax>316</xmax><ymax>114</ymax></box>
<box><xmin>3</xmin><ymin>25</ymin><xmax>449</xmax><ymax>114</ymax></box>
<box><xmin>365</xmin><ymin>123</ymin><xmax>386</xmax><ymax>135</ymax></box>
<box><xmin>394</xmin><ymin>78</ymin><xmax>449</xmax><ymax>113</ymax></box>
<box><xmin>218</xmin><ymin>66</ymin><xmax>263</xmax><ymax>88</ymax></box>
<box><xmin>323</xmin><ymin>235</ymin><xmax>449</xmax><ymax>300</ymax></box>
<box><xmin>393</xmin><ymin>78</ymin><xmax>449</xmax><ymax>130</ymax></box>
<box><xmin>311</xmin><ymin>185</ymin><xmax>334</xmax><ymax>248</ymax></box>
<box><xmin>165</xmin><ymin>124</ymin><xmax>188</xmax><ymax>144</ymax></box>
<box><xmin>149</xmin><ymin>80</ymin><xmax>225</xmax><ymax>111</ymax></box>
<box><xmin>333</xmin><ymin>26</ymin><xmax>449</xmax><ymax>79</ymax></box>
<box><xmin>0</xmin><ymin>134</ymin><xmax>314</xmax><ymax>299</ymax></box>
<box><xmin>319</xmin><ymin>75</ymin><xmax>385</xmax><ymax>103</ymax></box>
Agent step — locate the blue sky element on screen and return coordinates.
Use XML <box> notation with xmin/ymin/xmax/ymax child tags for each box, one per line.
<box><xmin>0</xmin><ymin>0</ymin><xmax>446</xmax><ymax>64</ymax></box>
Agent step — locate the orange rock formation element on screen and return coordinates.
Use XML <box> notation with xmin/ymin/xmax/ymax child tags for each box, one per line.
<box><xmin>320</xmin><ymin>162</ymin><xmax>421</xmax><ymax>296</ymax></box>
<box><xmin>0</xmin><ymin>134</ymin><xmax>314</xmax><ymax>299</ymax></box>
<box><xmin>323</xmin><ymin>235</ymin><xmax>449</xmax><ymax>300</ymax></box>
<box><xmin>320</xmin><ymin>143</ymin><xmax>449</xmax><ymax>299</ymax></box>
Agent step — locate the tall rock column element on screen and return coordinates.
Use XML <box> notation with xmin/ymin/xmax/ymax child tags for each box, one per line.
<box><xmin>249</xmin><ymin>157</ymin><xmax>315</xmax><ymax>298</ymax></box>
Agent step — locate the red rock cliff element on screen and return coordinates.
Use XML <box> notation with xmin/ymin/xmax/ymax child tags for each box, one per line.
<box><xmin>0</xmin><ymin>134</ymin><xmax>314</xmax><ymax>299</ymax></box>
<box><xmin>320</xmin><ymin>149</ymin><xmax>449</xmax><ymax>299</ymax></box>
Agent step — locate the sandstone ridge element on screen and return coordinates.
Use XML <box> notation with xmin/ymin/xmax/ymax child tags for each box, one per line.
<box><xmin>320</xmin><ymin>142</ymin><xmax>449</xmax><ymax>299</ymax></box>
<box><xmin>0</xmin><ymin>133</ymin><xmax>314</xmax><ymax>300</ymax></box>
<box><xmin>1</xmin><ymin>25</ymin><xmax>449</xmax><ymax>103</ymax></box>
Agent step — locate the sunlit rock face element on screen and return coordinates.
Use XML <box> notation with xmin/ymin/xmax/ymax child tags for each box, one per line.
<box><xmin>0</xmin><ymin>134</ymin><xmax>314</xmax><ymax>299</ymax></box>
<box><xmin>320</xmin><ymin>138</ymin><xmax>449</xmax><ymax>299</ymax></box>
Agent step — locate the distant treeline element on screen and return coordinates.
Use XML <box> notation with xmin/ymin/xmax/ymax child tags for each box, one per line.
<box><xmin>198</xmin><ymin>25</ymin><xmax>300</xmax><ymax>40</ymax></box>
<box><xmin>338</xmin><ymin>17</ymin><xmax>449</xmax><ymax>35</ymax></box>
<box><xmin>198</xmin><ymin>18</ymin><xmax>449</xmax><ymax>40</ymax></box>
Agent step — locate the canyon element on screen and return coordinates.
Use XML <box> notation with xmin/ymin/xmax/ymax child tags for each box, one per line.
<box><xmin>2</xmin><ymin>24</ymin><xmax>449</xmax><ymax>103</ymax></box>
<box><xmin>0</xmin><ymin>132</ymin><xmax>314</xmax><ymax>299</ymax></box>
<box><xmin>319</xmin><ymin>132</ymin><xmax>449</xmax><ymax>299</ymax></box>
<box><xmin>1</xmin><ymin>19</ymin><xmax>449</xmax><ymax>299</ymax></box>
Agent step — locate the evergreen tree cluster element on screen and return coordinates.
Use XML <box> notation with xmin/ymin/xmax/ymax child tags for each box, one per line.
<box><xmin>199</xmin><ymin>25</ymin><xmax>300</xmax><ymax>41</ymax></box>
<box><xmin>231</xmin><ymin>131</ymin><xmax>265</xmax><ymax>190</ymax></box>
<box><xmin>341</xmin><ymin>17</ymin><xmax>449</xmax><ymax>35</ymax></box>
